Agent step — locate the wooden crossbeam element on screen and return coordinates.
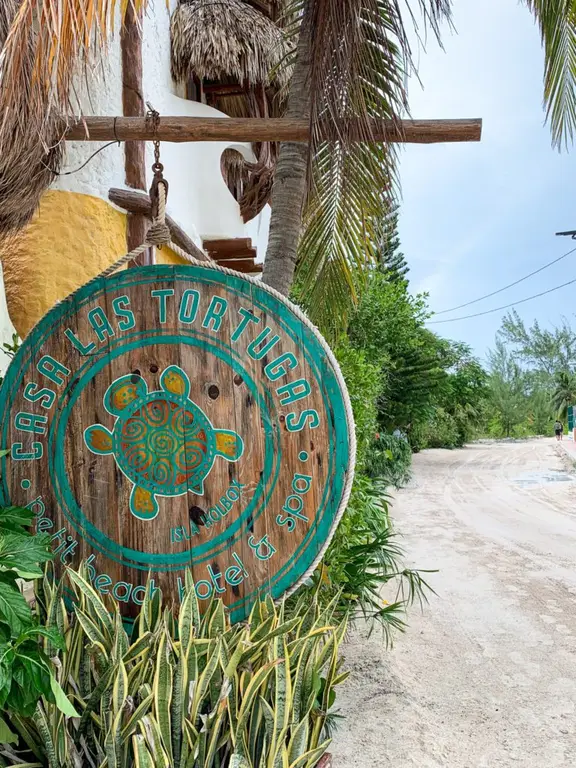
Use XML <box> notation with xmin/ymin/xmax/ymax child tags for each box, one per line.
<box><xmin>66</xmin><ymin>117</ymin><xmax>482</xmax><ymax>144</ymax></box>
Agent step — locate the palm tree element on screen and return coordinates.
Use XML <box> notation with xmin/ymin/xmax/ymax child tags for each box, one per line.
<box><xmin>552</xmin><ymin>370</ymin><xmax>576</xmax><ymax>419</ymax></box>
<box><xmin>524</xmin><ymin>1</ymin><xmax>576</xmax><ymax>148</ymax></box>
<box><xmin>261</xmin><ymin>0</ymin><xmax>451</xmax><ymax>333</ymax></box>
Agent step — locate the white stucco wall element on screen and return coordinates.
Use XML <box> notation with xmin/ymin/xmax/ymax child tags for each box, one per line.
<box><xmin>56</xmin><ymin>0</ymin><xmax>268</xmax><ymax>252</ymax></box>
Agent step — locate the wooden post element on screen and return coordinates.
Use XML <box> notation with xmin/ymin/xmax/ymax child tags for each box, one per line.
<box><xmin>121</xmin><ymin>5</ymin><xmax>153</xmax><ymax>266</ymax></box>
<box><xmin>65</xmin><ymin>117</ymin><xmax>483</xmax><ymax>144</ymax></box>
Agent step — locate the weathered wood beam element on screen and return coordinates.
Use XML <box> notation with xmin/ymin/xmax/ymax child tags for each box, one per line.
<box><xmin>108</xmin><ymin>188</ymin><xmax>208</xmax><ymax>262</ymax></box>
<box><xmin>66</xmin><ymin>117</ymin><xmax>482</xmax><ymax>144</ymax></box>
<box><xmin>120</xmin><ymin>4</ymin><xmax>152</xmax><ymax>266</ymax></box>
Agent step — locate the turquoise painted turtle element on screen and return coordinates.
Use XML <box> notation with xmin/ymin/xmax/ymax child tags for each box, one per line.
<box><xmin>84</xmin><ymin>365</ymin><xmax>243</xmax><ymax>521</ymax></box>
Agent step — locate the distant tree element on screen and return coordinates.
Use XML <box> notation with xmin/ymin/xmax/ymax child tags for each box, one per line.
<box><xmin>488</xmin><ymin>340</ymin><xmax>527</xmax><ymax>437</ymax></box>
<box><xmin>499</xmin><ymin>310</ymin><xmax>576</xmax><ymax>377</ymax></box>
<box><xmin>378</xmin><ymin>207</ymin><xmax>410</xmax><ymax>284</ymax></box>
<box><xmin>552</xmin><ymin>370</ymin><xmax>576</xmax><ymax>419</ymax></box>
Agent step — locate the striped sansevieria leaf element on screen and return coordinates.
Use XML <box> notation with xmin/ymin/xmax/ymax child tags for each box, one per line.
<box><xmin>2</xmin><ymin>568</ymin><xmax>345</xmax><ymax>768</ymax></box>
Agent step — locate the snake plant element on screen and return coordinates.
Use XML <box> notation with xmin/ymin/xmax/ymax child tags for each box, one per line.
<box><xmin>0</xmin><ymin>567</ymin><xmax>347</xmax><ymax>767</ymax></box>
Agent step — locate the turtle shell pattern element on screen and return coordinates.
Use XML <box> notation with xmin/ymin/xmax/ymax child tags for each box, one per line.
<box><xmin>84</xmin><ymin>365</ymin><xmax>243</xmax><ymax>521</ymax></box>
<box><xmin>114</xmin><ymin>393</ymin><xmax>214</xmax><ymax>497</ymax></box>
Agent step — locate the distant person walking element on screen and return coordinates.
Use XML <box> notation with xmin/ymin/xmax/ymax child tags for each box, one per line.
<box><xmin>554</xmin><ymin>419</ymin><xmax>564</xmax><ymax>441</ymax></box>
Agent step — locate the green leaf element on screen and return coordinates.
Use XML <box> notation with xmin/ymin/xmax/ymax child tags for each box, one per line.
<box><xmin>50</xmin><ymin>673</ymin><xmax>79</xmax><ymax>717</ymax></box>
<box><xmin>0</xmin><ymin>573</ymin><xmax>32</xmax><ymax>636</ymax></box>
<box><xmin>0</xmin><ymin>713</ymin><xmax>18</xmax><ymax>744</ymax></box>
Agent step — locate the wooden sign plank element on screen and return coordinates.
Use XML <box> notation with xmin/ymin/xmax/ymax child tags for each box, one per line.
<box><xmin>0</xmin><ymin>265</ymin><xmax>354</xmax><ymax>621</ymax></box>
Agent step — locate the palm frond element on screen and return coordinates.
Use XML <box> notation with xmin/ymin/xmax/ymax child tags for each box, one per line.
<box><xmin>0</xmin><ymin>0</ymin><xmax>147</xmax><ymax>238</ymax></box>
<box><xmin>287</xmin><ymin>0</ymin><xmax>451</xmax><ymax>335</ymax></box>
<box><xmin>525</xmin><ymin>0</ymin><xmax>576</xmax><ymax>148</ymax></box>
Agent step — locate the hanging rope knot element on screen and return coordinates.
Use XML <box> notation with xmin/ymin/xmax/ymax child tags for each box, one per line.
<box><xmin>145</xmin><ymin>104</ymin><xmax>171</xmax><ymax>248</ymax></box>
<box><xmin>147</xmin><ymin>179</ymin><xmax>171</xmax><ymax>246</ymax></box>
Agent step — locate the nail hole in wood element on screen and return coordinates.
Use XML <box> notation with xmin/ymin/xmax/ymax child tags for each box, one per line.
<box><xmin>208</xmin><ymin>384</ymin><xmax>220</xmax><ymax>400</ymax></box>
<box><xmin>189</xmin><ymin>506</ymin><xmax>206</xmax><ymax>526</ymax></box>
<box><xmin>149</xmin><ymin>364</ymin><xmax>159</xmax><ymax>374</ymax></box>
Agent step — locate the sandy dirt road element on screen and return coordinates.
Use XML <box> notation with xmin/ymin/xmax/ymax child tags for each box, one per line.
<box><xmin>331</xmin><ymin>439</ymin><xmax>576</xmax><ymax>767</ymax></box>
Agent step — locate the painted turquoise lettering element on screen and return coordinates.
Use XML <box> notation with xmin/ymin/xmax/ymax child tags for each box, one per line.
<box><xmin>207</xmin><ymin>565</ymin><xmax>226</xmax><ymax>594</ymax></box>
<box><xmin>209</xmin><ymin>507</ymin><xmax>220</xmax><ymax>524</ymax></box>
<box><xmin>264</xmin><ymin>352</ymin><xmax>298</xmax><ymax>381</ymax></box>
<box><xmin>227</xmin><ymin>487</ymin><xmax>240</xmax><ymax>501</ymax></box>
<box><xmin>292</xmin><ymin>473</ymin><xmax>312</xmax><ymax>494</ymax></box>
<box><xmin>247</xmin><ymin>328</ymin><xmax>280</xmax><ymax>360</ymax></box>
<box><xmin>37</xmin><ymin>355</ymin><xmax>70</xmax><ymax>386</ymax></box>
<box><xmin>95</xmin><ymin>574</ymin><xmax>112</xmax><ymax>594</ymax></box>
<box><xmin>37</xmin><ymin>517</ymin><xmax>53</xmax><ymax>533</ymax></box>
<box><xmin>27</xmin><ymin>496</ymin><xmax>45</xmax><ymax>517</ymax></box>
<box><xmin>64</xmin><ymin>329</ymin><xmax>96</xmax><ymax>355</ymax></box>
<box><xmin>286</xmin><ymin>409</ymin><xmax>320</xmax><ymax>432</ymax></box>
<box><xmin>151</xmin><ymin>289</ymin><xmax>174</xmax><ymax>323</ymax></box>
<box><xmin>232</xmin><ymin>553</ymin><xmax>248</xmax><ymax>577</ymax></box>
<box><xmin>132</xmin><ymin>585</ymin><xmax>146</xmax><ymax>605</ymax></box>
<box><xmin>276</xmin><ymin>513</ymin><xmax>295</xmax><ymax>532</ymax></box>
<box><xmin>112</xmin><ymin>295</ymin><xmax>136</xmax><ymax>331</ymax></box>
<box><xmin>225</xmin><ymin>564</ymin><xmax>244</xmax><ymax>586</ymax></box>
<box><xmin>23</xmin><ymin>383</ymin><xmax>56</xmax><ymax>410</ymax></box>
<box><xmin>15</xmin><ymin>412</ymin><xmax>47</xmax><ymax>435</ymax></box>
<box><xmin>283</xmin><ymin>494</ymin><xmax>308</xmax><ymax>520</ymax></box>
<box><xmin>221</xmin><ymin>496</ymin><xmax>232</xmax><ymax>513</ymax></box>
<box><xmin>88</xmin><ymin>307</ymin><xmax>115</xmax><ymax>342</ymax></box>
<box><xmin>195</xmin><ymin>580</ymin><xmax>213</xmax><ymax>600</ymax></box>
<box><xmin>113</xmin><ymin>581</ymin><xmax>133</xmax><ymax>603</ymax></box>
<box><xmin>276</xmin><ymin>379</ymin><xmax>311</xmax><ymax>406</ymax></box>
<box><xmin>231</xmin><ymin>307</ymin><xmax>260</xmax><ymax>341</ymax></box>
<box><xmin>248</xmin><ymin>534</ymin><xmax>276</xmax><ymax>561</ymax></box>
<box><xmin>179</xmin><ymin>289</ymin><xmax>200</xmax><ymax>323</ymax></box>
<box><xmin>202</xmin><ymin>296</ymin><xmax>228</xmax><ymax>331</ymax></box>
<box><xmin>11</xmin><ymin>442</ymin><xmax>43</xmax><ymax>460</ymax></box>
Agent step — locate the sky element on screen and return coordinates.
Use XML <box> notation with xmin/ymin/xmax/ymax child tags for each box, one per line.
<box><xmin>398</xmin><ymin>0</ymin><xmax>576</xmax><ymax>363</ymax></box>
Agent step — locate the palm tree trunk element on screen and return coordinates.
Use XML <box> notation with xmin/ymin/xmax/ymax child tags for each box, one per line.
<box><xmin>261</xmin><ymin>2</ymin><xmax>313</xmax><ymax>296</ymax></box>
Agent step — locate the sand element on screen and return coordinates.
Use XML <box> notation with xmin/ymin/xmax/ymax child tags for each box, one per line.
<box><xmin>330</xmin><ymin>439</ymin><xmax>576</xmax><ymax>767</ymax></box>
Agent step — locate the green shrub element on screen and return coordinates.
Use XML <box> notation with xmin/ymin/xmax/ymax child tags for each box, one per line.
<box><xmin>0</xmin><ymin>505</ymin><xmax>70</xmax><ymax>735</ymax></box>
<box><xmin>365</xmin><ymin>433</ymin><xmax>412</xmax><ymax>487</ymax></box>
<box><xmin>334</xmin><ymin>337</ymin><xmax>383</xmax><ymax>470</ymax></box>
<box><xmin>1</xmin><ymin>568</ymin><xmax>347</xmax><ymax>767</ymax></box>
<box><xmin>296</xmin><ymin>476</ymin><xmax>434</xmax><ymax>642</ymax></box>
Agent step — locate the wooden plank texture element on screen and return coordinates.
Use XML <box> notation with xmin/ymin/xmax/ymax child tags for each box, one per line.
<box><xmin>0</xmin><ymin>265</ymin><xmax>353</xmax><ymax>621</ymax></box>
<box><xmin>65</xmin><ymin>117</ymin><xmax>483</xmax><ymax>144</ymax></box>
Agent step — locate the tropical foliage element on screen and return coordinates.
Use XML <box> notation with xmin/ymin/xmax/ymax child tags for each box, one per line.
<box><xmin>2</xmin><ymin>567</ymin><xmax>347</xmax><ymax>767</ymax></box>
<box><xmin>0</xmin><ymin>504</ymin><xmax>75</xmax><ymax>738</ymax></box>
<box><xmin>524</xmin><ymin>0</ymin><xmax>576</xmax><ymax>149</ymax></box>
<box><xmin>263</xmin><ymin>0</ymin><xmax>452</xmax><ymax>329</ymax></box>
<box><xmin>484</xmin><ymin>311</ymin><xmax>576</xmax><ymax>437</ymax></box>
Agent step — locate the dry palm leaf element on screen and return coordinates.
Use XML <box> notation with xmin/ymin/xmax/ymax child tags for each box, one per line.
<box><xmin>0</xmin><ymin>0</ymin><xmax>147</xmax><ymax>238</ymax></box>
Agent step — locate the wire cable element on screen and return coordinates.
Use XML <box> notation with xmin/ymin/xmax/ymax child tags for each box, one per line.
<box><xmin>433</xmin><ymin>245</ymin><xmax>576</xmax><ymax>315</ymax></box>
<box><xmin>428</xmin><ymin>275</ymin><xmax>576</xmax><ymax>324</ymax></box>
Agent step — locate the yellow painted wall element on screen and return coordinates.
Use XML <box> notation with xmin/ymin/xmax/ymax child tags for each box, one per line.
<box><xmin>1</xmin><ymin>190</ymin><xmax>187</xmax><ymax>337</ymax></box>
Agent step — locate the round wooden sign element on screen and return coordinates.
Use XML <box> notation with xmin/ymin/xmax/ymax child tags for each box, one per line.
<box><xmin>0</xmin><ymin>265</ymin><xmax>354</xmax><ymax>621</ymax></box>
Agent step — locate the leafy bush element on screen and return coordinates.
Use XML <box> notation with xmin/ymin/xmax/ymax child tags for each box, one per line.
<box><xmin>296</xmin><ymin>476</ymin><xmax>433</xmax><ymax>643</ymax></box>
<box><xmin>365</xmin><ymin>433</ymin><xmax>412</xmax><ymax>488</ymax></box>
<box><xmin>334</xmin><ymin>337</ymin><xmax>383</xmax><ymax>470</ymax></box>
<box><xmin>0</xmin><ymin>505</ymin><xmax>73</xmax><ymax>735</ymax></box>
<box><xmin>1</xmin><ymin>568</ymin><xmax>347</xmax><ymax>767</ymax></box>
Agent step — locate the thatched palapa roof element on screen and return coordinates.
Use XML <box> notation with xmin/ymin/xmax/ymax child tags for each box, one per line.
<box><xmin>170</xmin><ymin>0</ymin><xmax>290</xmax><ymax>90</ymax></box>
<box><xmin>0</xmin><ymin>0</ymin><xmax>62</xmax><ymax>240</ymax></box>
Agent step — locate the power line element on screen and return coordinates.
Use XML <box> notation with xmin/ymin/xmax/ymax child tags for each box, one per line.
<box><xmin>428</xmin><ymin>274</ymin><xmax>576</xmax><ymax>324</ymax></box>
<box><xmin>433</xmin><ymin>245</ymin><xmax>576</xmax><ymax>315</ymax></box>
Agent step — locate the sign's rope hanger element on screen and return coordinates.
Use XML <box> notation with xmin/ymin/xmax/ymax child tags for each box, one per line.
<box><xmin>64</xmin><ymin>117</ymin><xmax>483</xmax><ymax>144</ymax></box>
